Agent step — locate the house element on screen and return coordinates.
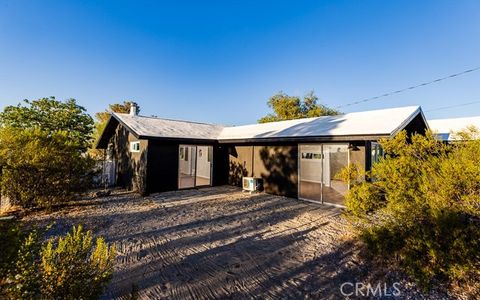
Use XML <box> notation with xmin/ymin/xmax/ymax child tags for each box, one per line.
<box><xmin>96</xmin><ymin>105</ymin><xmax>428</xmax><ymax>206</ymax></box>
<box><xmin>428</xmin><ymin>116</ymin><xmax>480</xmax><ymax>141</ymax></box>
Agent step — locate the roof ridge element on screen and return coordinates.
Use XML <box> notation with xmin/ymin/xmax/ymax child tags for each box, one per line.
<box><xmin>225</xmin><ymin>105</ymin><xmax>420</xmax><ymax>128</ymax></box>
<box><xmin>113</xmin><ymin>112</ymin><xmax>223</xmax><ymax>126</ymax></box>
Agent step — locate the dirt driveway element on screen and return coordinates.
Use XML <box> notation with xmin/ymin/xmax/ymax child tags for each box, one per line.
<box><xmin>23</xmin><ymin>186</ymin><xmax>425</xmax><ymax>299</ymax></box>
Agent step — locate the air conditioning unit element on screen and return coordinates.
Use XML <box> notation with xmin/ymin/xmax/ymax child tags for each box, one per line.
<box><xmin>242</xmin><ymin>177</ymin><xmax>263</xmax><ymax>192</ymax></box>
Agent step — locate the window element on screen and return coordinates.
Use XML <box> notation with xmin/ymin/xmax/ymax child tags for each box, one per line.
<box><xmin>207</xmin><ymin>147</ymin><xmax>212</xmax><ymax>163</ymax></box>
<box><xmin>130</xmin><ymin>141</ymin><xmax>140</xmax><ymax>152</ymax></box>
<box><xmin>371</xmin><ymin>142</ymin><xmax>384</xmax><ymax>164</ymax></box>
<box><xmin>179</xmin><ymin>147</ymin><xmax>185</xmax><ymax>159</ymax></box>
<box><xmin>107</xmin><ymin>143</ymin><xmax>114</xmax><ymax>160</ymax></box>
<box><xmin>301</xmin><ymin>152</ymin><xmax>322</xmax><ymax>160</ymax></box>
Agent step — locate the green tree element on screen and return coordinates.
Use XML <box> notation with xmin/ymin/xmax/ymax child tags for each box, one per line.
<box><xmin>94</xmin><ymin>101</ymin><xmax>139</xmax><ymax>134</ymax></box>
<box><xmin>0</xmin><ymin>97</ymin><xmax>94</xmax><ymax>151</ymax></box>
<box><xmin>258</xmin><ymin>91</ymin><xmax>339</xmax><ymax>123</ymax></box>
<box><xmin>0</xmin><ymin>97</ymin><xmax>96</xmax><ymax>208</ymax></box>
<box><xmin>345</xmin><ymin>130</ymin><xmax>480</xmax><ymax>291</ymax></box>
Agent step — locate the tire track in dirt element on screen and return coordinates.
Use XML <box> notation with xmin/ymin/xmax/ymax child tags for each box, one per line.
<box><xmin>26</xmin><ymin>186</ymin><xmax>441</xmax><ymax>299</ymax></box>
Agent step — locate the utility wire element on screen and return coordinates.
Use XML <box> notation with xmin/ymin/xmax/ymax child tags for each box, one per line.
<box><xmin>425</xmin><ymin>99</ymin><xmax>480</xmax><ymax>112</ymax></box>
<box><xmin>334</xmin><ymin>66</ymin><xmax>480</xmax><ymax>109</ymax></box>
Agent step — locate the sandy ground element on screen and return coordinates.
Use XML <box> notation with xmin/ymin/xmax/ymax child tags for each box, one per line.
<box><xmin>22</xmin><ymin>186</ymin><xmax>455</xmax><ymax>300</ymax></box>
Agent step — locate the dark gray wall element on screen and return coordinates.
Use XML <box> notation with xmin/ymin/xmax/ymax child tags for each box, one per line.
<box><xmin>110</xmin><ymin>124</ymin><xmax>148</xmax><ymax>195</ymax></box>
<box><xmin>146</xmin><ymin>141</ymin><xmax>179</xmax><ymax>193</ymax></box>
<box><xmin>147</xmin><ymin>142</ymin><xmax>227</xmax><ymax>194</ymax></box>
<box><xmin>212</xmin><ymin>145</ymin><xmax>229</xmax><ymax>186</ymax></box>
<box><xmin>228</xmin><ymin>144</ymin><xmax>298</xmax><ymax>198</ymax></box>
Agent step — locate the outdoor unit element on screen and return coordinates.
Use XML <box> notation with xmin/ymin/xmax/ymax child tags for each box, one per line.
<box><xmin>242</xmin><ymin>177</ymin><xmax>263</xmax><ymax>192</ymax></box>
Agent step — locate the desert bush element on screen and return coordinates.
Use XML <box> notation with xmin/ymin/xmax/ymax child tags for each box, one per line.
<box><xmin>4</xmin><ymin>225</ymin><xmax>115</xmax><ymax>299</ymax></box>
<box><xmin>0</xmin><ymin>219</ymin><xmax>26</xmax><ymax>297</ymax></box>
<box><xmin>0</xmin><ymin>219</ymin><xmax>24</xmax><ymax>277</ymax></box>
<box><xmin>345</xmin><ymin>130</ymin><xmax>480</xmax><ymax>288</ymax></box>
<box><xmin>0</xmin><ymin>127</ymin><xmax>97</xmax><ymax>208</ymax></box>
<box><xmin>40</xmin><ymin>225</ymin><xmax>116</xmax><ymax>299</ymax></box>
<box><xmin>334</xmin><ymin>162</ymin><xmax>365</xmax><ymax>187</ymax></box>
<box><xmin>6</xmin><ymin>229</ymin><xmax>42</xmax><ymax>298</ymax></box>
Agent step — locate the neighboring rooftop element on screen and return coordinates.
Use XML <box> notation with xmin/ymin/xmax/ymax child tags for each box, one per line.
<box><xmin>428</xmin><ymin>116</ymin><xmax>480</xmax><ymax>141</ymax></box>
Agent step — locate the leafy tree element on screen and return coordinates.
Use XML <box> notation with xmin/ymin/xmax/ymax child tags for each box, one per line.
<box><xmin>0</xmin><ymin>97</ymin><xmax>94</xmax><ymax>151</ymax></box>
<box><xmin>0</xmin><ymin>97</ymin><xmax>96</xmax><ymax>208</ymax></box>
<box><xmin>345</xmin><ymin>130</ymin><xmax>480</xmax><ymax>292</ymax></box>
<box><xmin>94</xmin><ymin>101</ymin><xmax>139</xmax><ymax>133</ymax></box>
<box><xmin>258</xmin><ymin>91</ymin><xmax>339</xmax><ymax>123</ymax></box>
<box><xmin>0</xmin><ymin>127</ymin><xmax>96</xmax><ymax>208</ymax></box>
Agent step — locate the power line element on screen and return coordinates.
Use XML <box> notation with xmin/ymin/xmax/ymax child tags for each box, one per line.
<box><xmin>425</xmin><ymin>99</ymin><xmax>480</xmax><ymax>112</ymax></box>
<box><xmin>334</xmin><ymin>66</ymin><xmax>480</xmax><ymax>109</ymax></box>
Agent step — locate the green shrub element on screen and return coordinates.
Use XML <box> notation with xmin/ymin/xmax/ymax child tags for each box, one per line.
<box><xmin>346</xmin><ymin>130</ymin><xmax>480</xmax><ymax>289</ymax></box>
<box><xmin>0</xmin><ymin>127</ymin><xmax>96</xmax><ymax>208</ymax></box>
<box><xmin>4</xmin><ymin>225</ymin><xmax>115</xmax><ymax>299</ymax></box>
<box><xmin>7</xmin><ymin>230</ymin><xmax>42</xmax><ymax>298</ymax></box>
<box><xmin>345</xmin><ymin>182</ymin><xmax>384</xmax><ymax>217</ymax></box>
<box><xmin>334</xmin><ymin>162</ymin><xmax>365</xmax><ymax>187</ymax></box>
<box><xmin>0</xmin><ymin>219</ymin><xmax>26</xmax><ymax>297</ymax></box>
<box><xmin>0</xmin><ymin>219</ymin><xmax>24</xmax><ymax>277</ymax></box>
<box><xmin>40</xmin><ymin>225</ymin><xmax>116</xmax><ymax>299</ymax></box>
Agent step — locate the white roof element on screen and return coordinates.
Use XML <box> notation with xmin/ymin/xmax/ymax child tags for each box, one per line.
<box><xmin>217</xmin><ymin>106</ymin><xmax>423</xmax><ymax>141</ymax></box>
<box><xmin>428</xmin><ymin>116</ymin><xmax>480</xmax><ymax>141</ymax></box>
<box><xmin>111</xmin><ymin>106</ymin><xmax>424</xmax><ymax>141</ymax></box>
<box><xmin>113</xmin><ymin>113</ymin><xmax>224</xmax><ymax>140</ymax></box>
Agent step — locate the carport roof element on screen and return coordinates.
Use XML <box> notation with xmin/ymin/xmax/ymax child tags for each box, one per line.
<box><xmin>96</xmin><ymin>105</ymin><xmax>426</xmax><ymax>148</ymax></box>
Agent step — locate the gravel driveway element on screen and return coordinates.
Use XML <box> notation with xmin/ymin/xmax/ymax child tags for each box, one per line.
<box><xmin>22</xmin><ymin>186</ymin><xmax>448</xmax><ymax>300</ymax></box>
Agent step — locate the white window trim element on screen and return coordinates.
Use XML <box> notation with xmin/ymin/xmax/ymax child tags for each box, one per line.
<box><xmin>130</xmin><ymin>141</ymin><xmax>141</xmax><ymax>153</ymax></box>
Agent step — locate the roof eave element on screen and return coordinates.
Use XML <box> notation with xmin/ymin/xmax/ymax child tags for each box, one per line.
<box><xmin>95</xmin><ymin>113</ymin><xmax>141</xmax><ymax>149</ymax></box>
<box><xmin>217</xmin><ymin>134</ymin><xmax>390</xmax><ymax>144</ymax></box>
<box><xmin>137</xmin><ymin>135</ymin><xmax>219</xmax><ymax>144</ymax></box>
<box><xmin>94</xmin><ymin>114</ymin><xmax>115</xmax><ymax>149</ymax></box>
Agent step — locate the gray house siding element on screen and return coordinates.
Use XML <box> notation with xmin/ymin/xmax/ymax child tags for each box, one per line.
<box><xmin>109</xmin><ymin>124</ymin><xmax>148</xmax><ymax>195</ymax></box>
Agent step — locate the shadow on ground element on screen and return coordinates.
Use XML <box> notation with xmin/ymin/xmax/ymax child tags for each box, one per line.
<box><xmin>22</xmin><ymin>186</ymin><xmax>410</xmax><ymax>300</ymax></box>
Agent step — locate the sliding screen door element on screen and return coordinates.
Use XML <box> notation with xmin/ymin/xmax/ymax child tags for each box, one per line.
<box><xmin>298</xmin><ymin>145</ymin><xmax>323</xmax><ymax>202</ymax></box>
<box><xmin>298</xmin><ymin>143</ymin><xmax>349</xmax><ymax>206</ymax></box>
<box><xmin>322</xmin><ymin>144</ymin><xmax>349</xmax><ymax>205</ymax></box>
<box><xmin>178</xmin><ymin>145</ymin><xmax>196</xmax><ymax>189</ymax></box>
<box><xmin>178</xmin><ymin>145</ymin><xmax>213</xmax><ymax>189</ymax></box>
<box><xmin>195</xmin><ymin>146</ymin><xmax>213</xmax><ymax>186</ymax></box>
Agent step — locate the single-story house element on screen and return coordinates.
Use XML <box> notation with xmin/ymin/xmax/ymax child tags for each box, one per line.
<box><xmin>96</xmin><ymin>105</ymin><xmax>428</xmax><ymax>206</ymax></box>
<box><xmin>428</xmin><ymin>116</ymin><xmax>480</xmax><ymax>141</ymax></box>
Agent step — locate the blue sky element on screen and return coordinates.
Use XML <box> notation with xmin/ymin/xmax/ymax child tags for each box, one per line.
<box><xmin>1</xmin><ymin>0</ymin><xmax>480</xmax><ymax>125</ymax></box>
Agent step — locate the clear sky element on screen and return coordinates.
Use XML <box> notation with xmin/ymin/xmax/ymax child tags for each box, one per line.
<box><xmin>1</xmin><ymin>0</ymin><xmax>480</xmax><ymax>125</ymax></box>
